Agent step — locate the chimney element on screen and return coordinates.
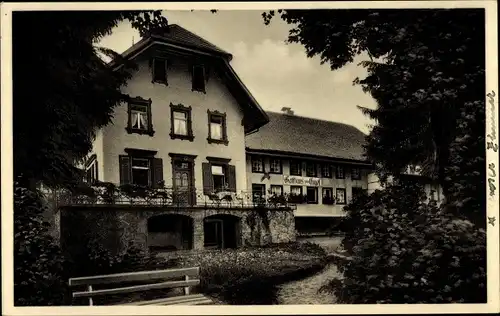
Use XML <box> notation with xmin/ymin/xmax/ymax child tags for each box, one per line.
<box><xmin>281</xmin><ymin>107</ymin><xmax>294</xmax><ymax>115</ymax></box>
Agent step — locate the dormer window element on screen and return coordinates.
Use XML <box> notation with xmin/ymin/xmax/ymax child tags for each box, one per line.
<box><xmin>126</xmin><ymin>97</ymin><xmax>154</xmax><ymax>136</ymax></box>
<box><xmin>152</xmin><ymin>58</ymin><xmax>167</xmax><ymax>84</ymax></box>
<box><xmin>192</xmin><ymin>64</ymin><xmax>206</xmax><ymax>93</ymax></box>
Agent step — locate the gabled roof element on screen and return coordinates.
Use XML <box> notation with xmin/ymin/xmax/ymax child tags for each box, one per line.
<box><xmin>150</xmin><ymin>24</ymin><xmax>232</xmax><ymax>59</ymax></box>
<box><xmin>245</xmin><ymin>111</ymin><xmax>370</xmax><ymax>164</ymax></box>
<box><xmin>111</xmin><ymin>24</ymin><xmax>268</xmax><ymax>133</ymax></box>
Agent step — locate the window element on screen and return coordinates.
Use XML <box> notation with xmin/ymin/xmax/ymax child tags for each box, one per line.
<box><xmin>289</xmin><ymin>186</ymin><xmax>304</xmax><ymax>204</ymax></box>
<box><xmin>252</xmin><ymin>157</ymin><xmax>264</xmax><ymax>173</ymax></box>
<box><xmin>289</xmin><ymin>160</ymin><xmax>302</xmax><ymax>176</ymax></box>
<box><xmin>252</xmin><ymin>184</ymin><xmax>266</xmax><ymax>204</ymax></box>
<box><xmin>306</xmin><ymin>162</ymin><xmax>317</xmax><ymax>177</ymax></box>
<box><xmin>270</xmin><ymin>159</ymin><xmax>282</xmax><ymax>174</ymax></box>
<box><xmin>336</xmin><ymin>188</ymin><xmax>346</xmax><ymax>205</ymax></box>
<box><xmin>290</xmin><ymin>186</ymin><xmax>303</xmax><ymax>196</ymax></box>
<box><xmin>126</xmin><ymin>97</ymin><xmax>154</xmax><ymax>136</ymax></box>
<box><xmin>211</xmin><ymin>164</ymin><xmax>226</xmax><ymax>192</ymax></box>
<box><xmin>119</xmin><ymin>149</ymin><xmax>162</xmax><ymax>188</ymax></box>
<box><xmin>322</xmin><ymin>188</ymin><xmax>334</xmax><ymax>205</ymax></box>
<box><xmin>202</xmin><ymin>158</ymin><xmax>236</xmax><ymax>195</ymax></box>
<box><xmin>192</xmin><ymin>64</ymin><xmax>206</xmax><ymax>92</ymax></box>
<box><xmin>351</xmin><ymin>168</ymin><xmax>361</xmax><ymax>180</ymax></box>
<box><xmin>335</xmin><ymin>166</ymin><xmax>345</xmax><ymax>179</ymax></box>
<box><xmin>152</xmin><ymin>58</ymin><xmax>167</xmax><ymax>84</ymax></box>
<box><xmin>131</xmin><ymin>158</ymin><xmax>151</xmax><ymax>186</ymax></box>
<box><xmin>207</xmin><ymin>110</ymin><xmax>228</xmax><ymax>145</ymax></box>
<box><xmin>270</xmin><ymin>185</ymin><xmax>283</xmax><ymax>196</ymax></box>
<box><xmin>170</xmin><ymin>103</ymin><xmax>193</xmax><ymax>141</ymax></box>
<box><xmin>84</xmin><ymin>155</ymin><xmax>98</xmax><ymax>184</ymax></box>
<box><xmin>306</xmin><ymin>187</ymin><xmax>318</xmax><ymax>204</ymax></box>
<box><xmin>321</xmin><ymin>164</ymin><xmax>332</xmax><ymax>178</ymax></box>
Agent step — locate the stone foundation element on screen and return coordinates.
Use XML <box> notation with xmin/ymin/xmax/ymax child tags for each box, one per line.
<box><xmin>60</xmin><ymin>206</ymin><xmax>296</xmax><ymax>260</ymax></box>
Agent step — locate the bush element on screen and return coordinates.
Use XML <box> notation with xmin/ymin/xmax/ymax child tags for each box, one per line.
<box><xmin>324</xmin><ymin>182</ymin><xmax>486</xmax><ymax>304</ymax></box>
<box><xmin>171</xmin><ymin>243</ymin><xmax>327</xmax><ymax>304</ymax></box>
<box><xmin>14</xmin><ymin>183</ymin><xmax>70</xmax><ymax>306</ymax></box>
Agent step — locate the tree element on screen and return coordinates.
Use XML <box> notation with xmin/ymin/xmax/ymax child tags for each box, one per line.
<box><xmin>13</xmin><ymin>11</ymin><xmax>168</xmax><ymax>190</ymax></box>
<box><xmin>263</xmin><ymin>9</ymin><xmax>486</xmax><ymax>225</ymax></box>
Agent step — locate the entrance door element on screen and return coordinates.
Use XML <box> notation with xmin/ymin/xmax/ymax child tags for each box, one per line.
<box><xmin>204</xmin><ymin>219</ymin><xmax>223</xmax><ymax>249</ymax></box>
<box><xmin>173</xmin><ymin>161</ymin><xmax>194</xmax><ymax>205</ymax></box>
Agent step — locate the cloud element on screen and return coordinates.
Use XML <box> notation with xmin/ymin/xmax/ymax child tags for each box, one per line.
<box><xmin>229</xmin><ymin>39</ymin><xmax>377</xmax><ymax>133</ymax></box>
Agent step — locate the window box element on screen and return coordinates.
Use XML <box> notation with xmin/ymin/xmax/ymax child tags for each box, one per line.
<box><xmin>126</xmin><ymin>97</ymin><xmax>154</xmax><ymax>136</ymax></box>
<box><xmin>207</xmin><ymin>110</ymin><xmax>228</xmax><ymax>145</ymax></box>
<box><xmin>170</xmin><ymin>103</ymin><xmax>194</xmax><ymax>141</ymax></box>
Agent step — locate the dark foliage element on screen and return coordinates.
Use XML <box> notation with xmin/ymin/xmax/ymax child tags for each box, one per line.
<box><xmin>263</xmin><ymin>9</ymin><xmax>486</xmax><ymax>225</ymax></box>
<box><xmin>14</xmin><ymin>183</ymin><xmax>69</xmax><ymax>306</ymax></box>
<box><xmin>13</xmin><ymin>11</ymin><xmax>168</xmax><ymax>190</ymax></box>
<box><xmin>322</xmin><ymin>183</ymin><xmax>486</xmax><ymax>303</ymax></box>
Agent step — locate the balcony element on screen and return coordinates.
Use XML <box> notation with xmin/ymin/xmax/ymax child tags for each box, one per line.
<box><xmin>55</xmin><ymin>182</ymin><xmax>297</xmax><ymax>210</ymax></box>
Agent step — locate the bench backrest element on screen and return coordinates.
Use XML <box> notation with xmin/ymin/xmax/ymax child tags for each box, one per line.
<box><xmin>69</xmin><ymin>267</ymin><xmax>200</xmax><ymax>306</ymax></box>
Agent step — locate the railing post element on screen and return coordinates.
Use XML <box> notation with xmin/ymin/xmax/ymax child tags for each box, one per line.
<box><xmin>88</xmin><ymin>285</ymin><xmax>93</xmax><ymax>306</ymax></box>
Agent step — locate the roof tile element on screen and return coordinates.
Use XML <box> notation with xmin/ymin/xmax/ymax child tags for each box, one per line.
<box><xmin>245</xmin><ymin>111</ymin><xmax>368</xmax><ymax>162</ymax></box>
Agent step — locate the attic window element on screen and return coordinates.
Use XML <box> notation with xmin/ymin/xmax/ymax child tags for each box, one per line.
<box><xmin>152</xmin><ymin>58</ymin><xmax>167</xmax><ymax>84</ymax></box>
<box><xmin>192</xmin><ymin>64</ymin><xmax>206</xmax><ymax>92</ymax></box>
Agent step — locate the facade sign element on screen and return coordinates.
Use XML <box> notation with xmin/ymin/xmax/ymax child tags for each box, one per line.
<box><xmin>283</xmin><ymin>175</ymin><xmax>321</xmax><ymax>187</ymax></box>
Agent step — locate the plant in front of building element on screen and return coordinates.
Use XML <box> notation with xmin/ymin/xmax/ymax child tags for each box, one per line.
<box><xmin>321</xmin><ymin>182</ymin><xmax>486</xmax><ymax>303</ymax></box>
<box><xmin>287</xmin><ymin>193</ymin><xmax>307</xmax><ymax>204</ymax></box>
<box><xmin>14</xmin><ymin>181</ymin><xmax>70</xmax><ymax>306</ymax></box>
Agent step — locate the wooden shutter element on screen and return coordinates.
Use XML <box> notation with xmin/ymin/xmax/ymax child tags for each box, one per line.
<box><xmin>202</xmin><ymin>163</ymin><xmax>213</xmax><ymax>195</ymax></box>
<box><xmin>119</xmin><ymin>155</ymin><xmax>131</xmax><ymax>185</ymax></box>
<box><xmin>227</xmin><ymin>165</ymin><xmax>236</xmax><ymax>192</ymax></box>
<box><xmin>95</xmin><ymin>160</ymin><xmax>99</xmax><ymax>182</ymax></box>
<box><xmin>152</xmin><ymin>158</ymin><xmax>163</xmax><ymax>188</ymax></box>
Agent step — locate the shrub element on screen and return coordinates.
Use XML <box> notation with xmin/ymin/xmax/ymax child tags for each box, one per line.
<box><xmin>171</xmin><ymin>244</ymin><xmax>327</xmax><ymax>304</ymax></box>
<box><xmin>324</xmin><ymin>182</ymin><xmax>486</xmax><ymax>304</ymax></box>
<box><xmin>14</xmin><ymin>183</ymin><xmax>70</xmax><ymax>306</ymax></box>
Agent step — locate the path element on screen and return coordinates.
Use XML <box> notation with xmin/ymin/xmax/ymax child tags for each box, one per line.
<box><xmin>277</xmin><ymin>236</ymin><xmax>343</xmax><ymax>304</ymax></box>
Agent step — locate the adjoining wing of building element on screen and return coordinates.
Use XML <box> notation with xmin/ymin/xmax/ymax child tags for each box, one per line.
<box><xmin>53</xmin><ymin>24</ymin><xmax>444</xmax><ymax>255</ymax></box>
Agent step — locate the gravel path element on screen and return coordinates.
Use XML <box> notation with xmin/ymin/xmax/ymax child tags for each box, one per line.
<box><xmin>277</xmin><ymin>236</ymin><xmax>343</xmax><ymax>304</ymax></box>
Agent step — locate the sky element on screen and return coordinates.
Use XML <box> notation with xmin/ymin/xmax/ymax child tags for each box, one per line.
<box><xmin>98</xmin><ymin>10</ymin><xmax>377</xmax><ymax>134</ymax></box>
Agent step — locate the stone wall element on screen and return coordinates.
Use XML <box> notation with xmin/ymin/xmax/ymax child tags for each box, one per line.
<box><xmin>60</xmin><ymin>206</ymin><xmax>296</xmax><ymax>260</ymax></box>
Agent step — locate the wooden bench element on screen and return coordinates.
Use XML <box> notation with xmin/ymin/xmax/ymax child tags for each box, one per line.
<box><xmin>68</xmin><ymin>267</ymin><xmax>214</xmax><ymax>306</ymax></box>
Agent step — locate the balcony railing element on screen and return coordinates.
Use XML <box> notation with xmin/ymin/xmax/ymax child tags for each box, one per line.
<box><xmin>54</xmin><ymin>182</ymin><xmax>297</xmax><ymax>210</ymax></box>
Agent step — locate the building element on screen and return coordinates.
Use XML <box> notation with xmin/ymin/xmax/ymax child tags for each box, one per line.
<box><xmin>245</xmin><ymin>110</ymin><xmax>445</xmax><ymax>236</ymax></box>
<box><xmin>245</xmin><ymin>110</ymin><xmax>374</xmax><ymax>236</ymax></box>
<box><xmin>59</xmin><ymin>25</ymin><xmax>296</xmax><ymax>256</ymax></box>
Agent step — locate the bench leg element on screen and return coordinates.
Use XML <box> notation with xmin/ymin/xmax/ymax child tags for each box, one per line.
<box><xmin>88</xmin><ymin>285</ymin><xmax>93</xmax><ymax>306</ymax></box>
<box><xmin>184</xmin><ymin>276</ymin><xmax>190</xmax><ymax>295</ymax></box>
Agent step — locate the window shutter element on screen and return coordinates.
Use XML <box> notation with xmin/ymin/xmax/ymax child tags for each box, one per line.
<box><xmin>119</xmin><ymin>155</ymin><xmax>131</xmax><ymax>185</ymax></box>
<box><xmin>227</xmin><ymin>165</ymin><xmax>236</xmax><ymax>192</ymax></box>
<box><xmin>202</xmin><ymin>163</ymin><xmax>213</xmax><ymax>195</ymax></box>
<box><xmin>95</xmin><ymin>160</ymin><xmax>99</xmax><ymax>182</ymax></box>
<box><xmin>152</xmin><ymin>158</ymin><xmax>163</xmax><ymax>188</ymax></box>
